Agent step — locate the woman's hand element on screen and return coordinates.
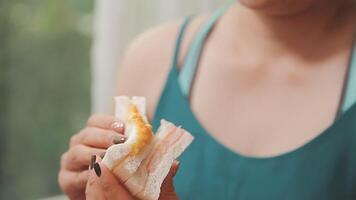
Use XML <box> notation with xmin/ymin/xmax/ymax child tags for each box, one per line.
<box><xmin>86</xmin><ymin>156</ymin><xmax>180</xmax><ymax>200</ymax></box>
<box><xmin>58</xmin><ymin>114</ymin><xmax>126</xmax><ymax>200</ymax></box>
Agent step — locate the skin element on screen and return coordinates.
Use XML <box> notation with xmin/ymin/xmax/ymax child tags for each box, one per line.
<box><xmin>117</xmin><ymin>0</ymin><xmax>356</xmax><ymax>157</ymax></box>
<box><xmin>85</xmin><ymin>157</ymin><xmax>179</xmax><ymax>200</ymax></box>
<box><xmin>59</xmin><ymin>0</ymin><xmax>356</xmax><ymax>199</ymax></box>
<box><xmin>58</xmin><ymin>115</ymin><xmax>126</xmax><ymax>200</ymax></box>
<box><xmin>58</xmin><ymin>114</ymin><xmax>179</xmax><ymax>199</ymax></box>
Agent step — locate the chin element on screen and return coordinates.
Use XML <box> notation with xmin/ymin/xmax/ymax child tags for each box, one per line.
<box><xmin>239</xmin><ymin>0</ymin><xmax>280</xmax><ymax>9</ymax></box>
<box><xmin>238</xmin><ymin>0</ymin><xmax>315</xmax><ymax>16</ymax></box>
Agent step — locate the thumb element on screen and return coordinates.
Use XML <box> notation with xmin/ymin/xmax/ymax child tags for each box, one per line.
<box><xmin>95</xmin><ymin>157</ymin><xmax>133</xmax><ymax>200</ymax></box>
<box><xmin>159</xmin><ymin>160</ymin><xmax>180</xmax><ymax>200</ymax></box>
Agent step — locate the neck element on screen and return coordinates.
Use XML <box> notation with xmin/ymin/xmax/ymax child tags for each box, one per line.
<box><xmin>220</xmin><ymin>1</ymin><xmax>355</xmax><ymax>62</ymax></box>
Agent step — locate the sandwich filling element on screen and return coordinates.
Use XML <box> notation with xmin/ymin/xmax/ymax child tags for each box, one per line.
<box><xmin>109</xmin><ymin>102</ymin><xmax>154</xmax><ymax>172</ymax></box>
<box><xmin>127</xmin><ymin>104</ymin><xmax>153</xmax><ymax>156</ymax></box>
<box><xmin>103</xmin><ymin>96</ymin><xmax>194</xmax><ymax>200</ymax></box>
<box><xmin>128</xmin><ymin>126</ymin><xmax>186</xmax><ymax>197</ymax></box>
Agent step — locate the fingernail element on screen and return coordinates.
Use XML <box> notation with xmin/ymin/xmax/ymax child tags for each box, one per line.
<box><xmin>113</xmin><ymin>135</ymin><xmax>126</xmax><ymax>144</ymax></box>
<box><xmin>90</xmin><ymin>155</ymin><xmax>96</xmax><ymax>170</ymax></box>
<box><xmin>94</xmin><ymin>163</ymin><xmax>101</xmax><ymax>177</ymax></box>
<box><xmin>112</xmin><ymin>121</ymin><xmax>124</xmax><ymax>131</ymax></box>
<box><xmin>100</xmin><ymin>151</ymin><xmax>106</xmax><ymax>159</ymax></box>
<box><xmin>173</xmin><ymin>161</ymin><xmax>180</xmax><ymax>176</ymax></box>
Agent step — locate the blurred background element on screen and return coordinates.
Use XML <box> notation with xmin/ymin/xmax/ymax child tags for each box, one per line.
<box><xmin>0</xmin><ymin>0</ymin><xmax>224</xmax><ymax>199</ymax></box>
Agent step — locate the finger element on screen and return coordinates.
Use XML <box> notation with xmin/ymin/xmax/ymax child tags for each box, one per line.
<box><xmin>70</xmin><ymin>127</ymin><xmax>127</xmax><ymax>148</ymax></box>
<box><xmin>61</xmin><ymin>145</ymin><xmax>105</xmax><ymax>171</ymax></box>
<box><xmin>86</xmin><ymin>167</ymin><xmax>106</xmax><ymax>200</ymax></box>
<box><xmin>87</xmin><ymin>114</ymin><xmax>125</xmax><ymax>133</ymax></box>
<box><xmin>95</xmin><ymin>161</ymin><xmax>133</xmax><ymax>200</ymax></box>
<box><xmin>159</xmin><ymin>160</ymin><xmax>180</xmax><ymax>200</ymax></box>
<box><xmin>58</xmin><ymin>169</ymin><xmax>89</xmax><ymax>197</ymax></box>
<box><xmin>111</xmin><ymin>121</ymin><xmax>125</xmax><ymax>133</ymax></box>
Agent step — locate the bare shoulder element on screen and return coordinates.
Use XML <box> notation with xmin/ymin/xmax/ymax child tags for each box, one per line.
<box><xmin>116</xmin><ymin>13</ymin><xmax>209</xmax><ymax>119</ymax></box>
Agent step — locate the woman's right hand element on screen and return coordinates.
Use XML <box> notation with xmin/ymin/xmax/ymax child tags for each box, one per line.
<box><xmin>85</xmin><ymin>156</ymin><xmax>180</xmax><ymax>200</ymax></box>
<box><xmin>58</xmin><ymin>114</ymin><xmax>126</xmax><ymax>200</ymax></box>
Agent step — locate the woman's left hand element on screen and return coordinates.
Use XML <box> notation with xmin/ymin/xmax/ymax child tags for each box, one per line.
<box><xmin>85</xmin><ymin>156</ymin><xmax>180</xmax><ymax>200</ymax></box>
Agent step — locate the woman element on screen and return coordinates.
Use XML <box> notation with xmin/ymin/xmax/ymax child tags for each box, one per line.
<box><xmin>59</xmin><ymin>0</ymin><xmax>356</xmax><ymax>199</ymax></box>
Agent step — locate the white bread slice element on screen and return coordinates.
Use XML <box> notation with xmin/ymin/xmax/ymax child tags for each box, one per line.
<box><xmin>125</xmin><ymin>120</ymin><xmax>194</xmax><ymax>200</ymax></box>
<box><xmin>124</xmin><ymin>120</ymin><xmax>176</xmax><ymax>194</ymax></box>
<box><xmin>102</xmin><ymin>96</ymin><xmax>154</xmax><ymax>182</ymax></box>
<box><xmin>131</xmin><ymin>96</ymin><xmax>147</xmax><ymax>122</ymax></box>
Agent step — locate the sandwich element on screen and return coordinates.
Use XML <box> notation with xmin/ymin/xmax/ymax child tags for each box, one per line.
<box><xmin>102</xmin><ymin>96</ymin><xmax>155</xmax><ymax>182</ymax></box>
<box><xmin>102</xmin><ymin>96</ymin><xmax>194</xmax><ymax>200</ymax></box>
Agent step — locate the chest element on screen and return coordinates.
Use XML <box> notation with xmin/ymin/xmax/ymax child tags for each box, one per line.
<box><xmin>190</xmin><ymin>50</ymin><xmax>349</xmax><ymax>157</ymax></box>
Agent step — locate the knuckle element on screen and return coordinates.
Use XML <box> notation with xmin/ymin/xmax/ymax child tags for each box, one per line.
<box><xmin>58</xmin><ymin>170</ymin><xmax>66</xmax><ymax>188</ymax></box>
<box><xmin>87</xmin><ymin>114</ymin><xmax>100</xmax><ymax>126</ymax></box>
<box><xmin>60</xmin><ymin>153</ymin><xmax>68</xmax><ymax>168</ymax></box>
<box><xmin>58</xmin><ymin>169</ymin><xmax>88</xmax><ymax>199</ymax></box>
<box><xmin>69</xmin><ymin>134</ymin><xmax>78</xmax><ymax>146</ymax></box>
<box><xmin>58</xmin><ymin>171</ymin><xmax>79</xmax><ymax>193</ymax></box>
<box><xmin>69</xmin><ymin>148</ymin><xmax>81</xmax><ymax>164</ymax></box>
<box><xmin>70</xmin><ymin>128</ymin><xmax>87</xmax><ymax>147</ymax></box>
<box><xmin>66</xmin><ymin>145</ymin><xmax>85</xmax><ymax>166</ymax></box>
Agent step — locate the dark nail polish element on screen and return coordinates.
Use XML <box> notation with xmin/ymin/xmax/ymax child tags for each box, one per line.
<box><xmin>93</xmin><ymin>163</ymin><xmax>101</xmax><ymax>177</ymax></box>
<box><xmin>90</xmin><ymin>155</ymin><xmax>96</xmax><ymax>170</ymax></box>
<box><xmin>100</xmin><ymin>151</ymin><xmax>106</xmax><ymax>159</ymax></box>
<box><xmin>113</xmin><ymin>135</ymin><xmax>126</xmax><ymax>144</ymax></box>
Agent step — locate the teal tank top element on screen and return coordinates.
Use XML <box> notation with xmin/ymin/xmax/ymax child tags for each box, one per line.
<box><xmin>152</xmin><ymin>3</ymin><xmax>356</xmax><ymax>200</ymax></box>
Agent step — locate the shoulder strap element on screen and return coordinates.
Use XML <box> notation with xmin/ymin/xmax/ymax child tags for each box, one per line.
<box><xmin>171</xmin><ymin>17</ymin><xmax>192</xmax><ymax>70</ymax></box>
<box><xmin>340</xmin><ymin>37</ymin><xmax>356</xmax><ymax>114</ymax></box>
<box><xmin>178</xmin><ymin>2</ymin><xmax>233</xmax><ymax>97</ymax></box>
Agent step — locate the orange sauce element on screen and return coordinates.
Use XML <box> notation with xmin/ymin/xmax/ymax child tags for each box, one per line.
<box><xmin>128</xmin><ymin>104</ymin><xmax>153</xmax><ymax>156</ymax></box>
